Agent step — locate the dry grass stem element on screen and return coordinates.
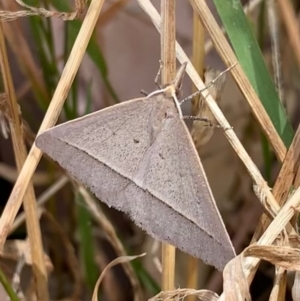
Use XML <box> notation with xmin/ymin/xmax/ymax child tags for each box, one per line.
<box><xmin>191</xmin><ymin>13</ymin><xmax>205</xmax><ymax>114</ymax></box>
<box><xmin>160</xmin><ymin>0</ymin><xmax>176</xmax><ymax>81</ymax></box>
<box><xmin>222</xmin><ymin>243</ymin><xmax>300</xmax><ymax>300</ymax></box>
<box><xmin>149</xmin><ymin>288</ymin><xmax>219</xmax><ymax>301</ymax></box>
<box><xmin>267</xmin><ymin>0</ymin><xmax>284</xmax><ymax>104</ymax></box>
<box><xmin>249</xmin><ymin>126</ymin><xmax>300</xmax><ymax>297</ymax></box>
<box><xmin>42</xmin><ymin>211</ymin><xmax>82</xmax><ymax>299</ymax></box>
<box><xmin>244</xmin><ymin>245</ymin><xmax>300</xmax><ymax>271</ymax></box>
<box><xmin>187</xmin><ymin>16</ymin><xmax>204</xmax><ymax>293</ymax></box>
<box><xmin>268</xmin><ymin>267</ymin><xmax>286</xmax><ymax>301</ymax></box>
<box><xmin>0</xmin><ymin>0</ymin><xmax>105</xmax><ymax>254</ymax></box>
<box><xmin>78</xmin><ymin>186</ymin><xmax>143</xmax><ymax>301</ymax></box>
<box><xmin>251</xmin><ymin>125</ymin><xmax>300</xmax><ymax>243</ymax></box>
<box><xmin>223</xmin><ymin>253</ymin><xmax>251</xmax><ymax>301</ymax></box>
<box><xmin>0</xmin><ymin>0</ymin><xmax>85</xmax><ymax>21</ymax></box>
<box><xmin>277</xmin><ymin>0</ymin><xmax>300</xmax><ymax>68</ymax></box>
<box><xmin>0</xmin><ymin>23</ymin><xmax>49</xmax><ymax>301</ymax></box>
<box><xmin>186</xmin><ymin>257</ymin><xmax>200</xmax><ymax>301</ymax></box>
<box><xmin>91</xmin><ymin>254</ymin><xmax>145</xmax><ymax>301</ymax></box>
<box><xmin>160</xmin><ymin>0</ymin><xmax>176</xmax><ymax>293</ymax></box>
<box><xmin>1</xmin><ymin>14</ymin><xmax>50</xmax><ymax>101</ymax></box>
<box><xmin>294</xmin><ymin>165</ymin><xmax>300</xmax><ymax>188</ymax></box>
<box><xmin>10</xmin><ymin>176</ymin><xmax>69</xmax><ymax>233</ymax></box>
<box><xmin>192</xmin><ymin>13</ymin><xmax>205</xmax><ymax>80</ymax></box>
<box><xmin>0</xmin><ymin>162</ymin><xmax>60</xmax><ymax>185</ymax></box>
<box><xmin>189</xmin><ymin>0</ymin><xmax>287</xmax><ymax>162</ymax></box>
<box><xmin>137</xmin><ymin>0</ymin><xmax>294</xmax><ymax>248</ymax></box>
<box><xmin>292</xmin><ymin>271</ymin><xmax>300</xmax><ymax>300</ymax></box>
<box><xmin>219</xmin><ymin>187</ymin><xmax>300</xmax><ymax>300</ymax></box>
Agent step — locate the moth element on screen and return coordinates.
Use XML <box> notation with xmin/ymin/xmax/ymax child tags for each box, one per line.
<box><xmin>36</xmin><ymin>62</ymin><xmax>235</xmax><ymax>270</ymax></box>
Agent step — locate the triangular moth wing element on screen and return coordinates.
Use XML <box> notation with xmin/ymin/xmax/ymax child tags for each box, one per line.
<box><xmin>36</xmin><ymin>95</ymin><xmax>235</xmax><ymax>270</ymax></box>
<box><xmin>132</xmin><ymin>115</ymin><xmax>234</xmax><ymax>254</ymax></box>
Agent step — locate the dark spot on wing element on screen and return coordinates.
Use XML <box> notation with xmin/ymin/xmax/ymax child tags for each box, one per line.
<box><xmin>133</xmin><ymin>139</ymin><xmax>139</xmax><ymax>144</ymax></box>
<box><xmin>159</xmin><ymin>153</ymin><xmax>165</xmax><ymax>160</ymax></box>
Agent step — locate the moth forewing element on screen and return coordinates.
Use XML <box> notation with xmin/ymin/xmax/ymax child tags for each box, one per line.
<box><xmin>36</xmin><ymin>64</ymin><xmax>235</xmax><ymax>270</ymax></box>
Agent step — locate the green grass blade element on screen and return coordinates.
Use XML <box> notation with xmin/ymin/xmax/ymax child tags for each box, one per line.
<box><xmin>51</xmin><ymin>0</ymin><xmax>119</xmax><ymax>103</ymax></box>
<box><xmin>67</xmin><ymin>20</ymin><xmax>119</xmax><ymax>103</ymax></box>
<box><xmin>131</xmin><ymin>260</ymin><xmax>160</xmax><ymax>294</ymax></box>
<box><xmin>76</xmin><ymin>191</ymin><xmax>99</xmax><ymax>290</ymax></box>
<box><xmin>213</xmin><ymin>0</ymin><xmax>294</xmax><ymax>147</ymax></box>
<box><xmin>23</xmin><ymin>0</ymin><xmax>60</xmax><ymax>111</ymax></box>
<box><xmin>256</xmin><ymin>1</ymin><xmax>273</xmax><ymax>182</ymax></box>
<box><xmin>0</xmin><ymin>268</ymin><xmax>20</xmax><ymax>301</ymax></box>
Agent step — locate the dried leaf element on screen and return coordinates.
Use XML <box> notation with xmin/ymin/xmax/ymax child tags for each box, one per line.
<box><xmin>223</xmin><ymin>254</ymin><xmax>251</xmax><ymax>301</ymax></box>
<box><xmin>269</xmin><ymin>267</ymin><xmax>286</xmax><ymax>301</ymax></box>
<box><xmin>245</xmin><ymin>245</ymin><xmax>300</xmax><ymax>271</ymax></box>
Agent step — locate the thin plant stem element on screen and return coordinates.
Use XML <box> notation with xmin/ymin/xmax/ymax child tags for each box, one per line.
<box><xmin>160</xmin><ymin>0</ymin><xmax>176</xmax><ymax>293</ymax></box>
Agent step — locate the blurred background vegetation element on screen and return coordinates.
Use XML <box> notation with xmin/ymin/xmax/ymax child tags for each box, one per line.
<box><xmin>0</xmin><ymin>0</ymin><xmax>299</xmax><ymax>300</ymax></box>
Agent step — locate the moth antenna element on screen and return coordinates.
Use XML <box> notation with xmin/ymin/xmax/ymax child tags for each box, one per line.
<box><xmin>154</xmin><ymin>60</ymin><xmax>163</xmax><ymax>89</ymax></box>
<box><xmin>180</xmin><ymin>62</ymin><xmax>238</xmax><ymax>105</ymax></box>
<box><xmin>183</xmin><ymin>116</ymin><xmax>215</xmax><ymax>127</ymax></box>
<box><xmin>184</xmin><ymin>115</ymin><xmax>233</xmax><ymax>132</ymax></box>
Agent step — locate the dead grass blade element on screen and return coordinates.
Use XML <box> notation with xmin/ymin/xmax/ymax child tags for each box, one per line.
<box><xmin>78</xmin><ymin>186</ymin><xmax>143</xmax><ymax>301</ymax></box>
<box><xmin>219</xmin><ymin>187</ymin><xmax>300</xmax><ymax>301</ymax></box>
<box><xmin>0</xmin><ymin>163</ymin><xmax>61</xmax><ymax>186</ymax></box>
<box><xmin>244</xmin><ymin>245</ymin><xmax>300</xmax><ymax>271</ymax></box>
<box><xmin>277</xmin><ymin>0</ymin><xmax>300</xmax><ymax>68</ymax></box>
<box><xmin>222</xmin><ymin>241</ymin><xmax>300</xmax><ymax>300</ymax></box>
<box><xmin>91</xmin><ymin>254</ymin><xmax>145</xmax><ymax>301</ymax></box>
<box><xmin>42</xmin><ymin>211</ymin><xmax>82</xmax><ymax>300</ymax></box>
<box><xmin>0</xmin><ymin>0</ymin><xmax>105</xmax><ymax>255</ymax></box>
<box><xmin>292</xmin><ymin>271</ymin><xmax>300</xmax><ymax>301</ymax></box>
<box><xmin>223</xmin><ymin>254</ymin><xmax>251</xmax><ymax>301</ymax></box>
<box><xmin>0</xmin><ymin>21</ymin><xmax>49</xmax><ymax>301</ymax></box>
<box><xmin>150</xmin><ymin>288</ymin><xmax>219</xmax><ymax>301</ymax></box>
<box><xmin>0</xmin><ymin>0</ymin><xmax>86</xmax><ymax>21</ymax></box>
<box><xmin>269</xmin><ymin>267</ymin><xmax>286</xmax><ymax>301</ymax></box>
<box><xmin>251</xmin><ymin>125</ymin><xmax>300</xmax><ymax>242</ymax></box>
